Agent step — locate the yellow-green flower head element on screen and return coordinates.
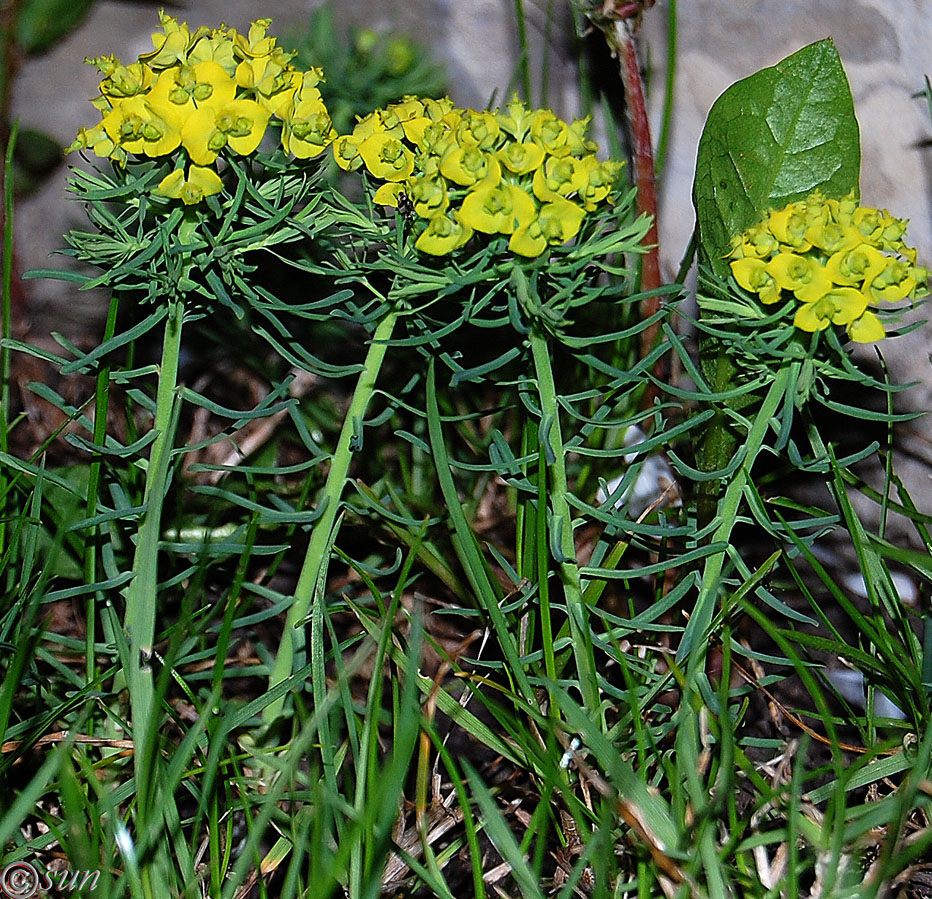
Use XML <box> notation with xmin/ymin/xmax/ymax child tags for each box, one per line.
<box><xmin>139</xmin><ymin>12</ymin><xmax>208</xmax><ymax>70</ymax></box>
<box><xmin>332</xmin><ymin>134</ymin><xmax>364</xmax><ymax>171</ymax></box>
<box><xmin>406</xmin><ymin>175</ymin><xmax>450</xmax><ymax>218</ymax></box>
<box><xmin>766</xmin><ymin>252</ymin><xmax>832</xmax><ymax>303</ymax></box>
<box><xmin>868</xmin><ymin>257</ymin><xmax>919</xmax><ymax>302</ymax></box>
<box><xmin>456</xmin><ymin>111</ymin><xmax>501</xmax><ymax>150</ymax></box>
<box><xmin>182</xmin><ymin>98</ymin><xmax>270</xmax><ymax>165</ymax></box>
<box><xmin>496</xmin><ymin>95</ymin><xmax>535</xmax><ymax>142</ymax></box>
<box><xmin>729</xmin><ymin>191</ymin><xmax>928</xmax><ymax>343</ymax></box>
<box><xmin>566</xmin><ymin>117</ymin><xmax>599</xmax><ymax>158</ymax></box>
<box><xmin>358</xmin><ymin>132</ymin><xmax>415</xmax><ymax>181</ymax></box>
<box><xmin>439</xmin><ymin>146</ymin><xmax>501</xmax><ymax>187</ymax></box>
<box><xmin>529</xmin><ymin>109</ymin><xmax>570</xmax><ymax>156</ymax></box>
<box><xmin>733</xmin><ymin>222</ymin><xmax>779</xmax><ymax>259</ymax></box>
<box><xmin>334</xmin><ymin>95</ymin><xmax>621</xmax><ymax>258</ymax></box>
<box><xmin>154</xmin><ymin>164</ymin><xmax>223</xmax><ymax>205</ymax></box>
<box><xmin>67</xmin><ymin>124</ymin><xmax>120</xmax><ymax>161</ymax></box>
<box><xmin>578</xmin><ymin>157</ymin><xmax>622</xmax><ymax>211</ymax></box>
<box><xmin>825</xmin><ymin>243</ymin><xmax>887</xmax><ymax>288</ymax></box>
<box><xmin>459</xmin><ymin>183</ymin><xmax>536</xmax><ymax>235</ymax></box>
<box><xmin>231</xmin><ymin>18</ymin><xmax>277</xmax><ymax>60</ymax></box>
<box><xmin>72</xmin><ymin>14</ymin><xmax>336</xmax><ymax>169</ymax></box>
<box><xmin>187</xmin><ymin>29</ymin><xmax>238</xmax><ymax>75</ymax></box>
<box><xmin>496</xmin><ymin>140</ymin><xmax>545</xmax><ymax>176</ymax></box>
<box><xmin>730</xmin><ymin>257</ymin><xmax>782</xmax><ymax>304</ymax></box>
<box><xmin>100</xmin><ymin>95</ymin><xmax>181</xmax><ymax>158</ymax></box>
<box><xmin>768</xmin><ymin>202</ymin><xmax>812</xmax><ymax>251</ymax></box>
<box><xmin>282</xmin><ymin>97</ymin><xmax>336</xmax><ymax>159</ymax></box>
<box><xmin>793</xmin><ymin>287</ymin><xmax>867</xmax><ymax>332</ymax></box>
<box><xmin>532</xmin><ymin>155</ymin><xmax>587</xmax><ymax>202</ymax></box>
<box><xmin>90</xmin><ymin>57</ymin><xmax>155</xmax><ymax>99</ymax></box>
<box><xmin>415</xmin><ymin>212</ymin><xmax>472</xmax><ymax>255</ymax></box>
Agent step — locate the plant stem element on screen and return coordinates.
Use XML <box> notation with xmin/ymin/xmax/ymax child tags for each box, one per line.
<box><xmin>85</xmin><ymin>294</ymin><xmax>120</xmax><ymax>697</ymax></box>
<box><xmin>612</xmin><ymin>18</ymin><xmax>662</xmax><ymax>335</ymax></box>
<box><xmin>124</xmin><ymin>294</ymin><xmax>184</xmax><ymax>826</ymax></box>
<box><xmin>679</xmin><ymin>365</ymin><xmax>789</xmax><ymax>664</ymax></box>
<box><xmin>0</xmin><ymin>120</ymin><xmax>15</xmax><ymax>563</ymax></box>
<box><xmin>528</xmin><ymin>326</ymin><xmax>601</xmax><ymax>721</ymax></box>
<box><xmin>264</xmin><ymin>308</ymin><xmax>399</xmax><ymax>724</ymax></box>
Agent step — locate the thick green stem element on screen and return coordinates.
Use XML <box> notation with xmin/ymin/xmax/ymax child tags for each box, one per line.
<box><xmin>124</xmin><ymin>295</ymin><xmax>184</xmax><ymax>827</ymax></box>
<box><xmin>528</xmin><ymin>326</ymin><xmax>601</xmax><ymax>720</ymax></box>
<box><xmin>264</xmin><ymin>309</ymin><xmax>399</xmax><ymax>723</ymax></box>
<box><xmin>679</xmin><ymin>365</ymin><xmax>790</xmax><ymax>664</ymax></box>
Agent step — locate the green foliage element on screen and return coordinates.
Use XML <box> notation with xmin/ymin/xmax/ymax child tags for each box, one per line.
<box><xmin>283</xmin><ymin>5</ymin><xmax>447</xmax><ymax>135</ymax></box>
<box><xmin>693</xmin><ymin>39</ymin><xmax>860</xmax><ymax>275</ymax></box>
<box><xmin>3</xmin><ymin>8</ymin><xmax>932</xmax><ymax>898</ymax></box>
<box><xmin>14</xmin><ymin>0</ymin><xmax>95</xmax><ymax>53</ymax></box>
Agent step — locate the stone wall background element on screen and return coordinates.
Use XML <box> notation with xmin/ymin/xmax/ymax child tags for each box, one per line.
<box><xmin>11</xmin><ymin>0</ymin><xmax>932</xmax><ymax>524</ymax></box>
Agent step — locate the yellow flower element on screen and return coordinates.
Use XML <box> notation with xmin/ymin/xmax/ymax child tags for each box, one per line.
<box><xmin>381</xmin><ymin>97</ymin><xmax>428</xmax><ymax>133</ymax></box>
<box><xmin>373</xmin><ymin>182</ymin><xmax>404</xmax><ymax>206</ymax></box>
<box><xmin>148</xmin><ymin>61</ymin><xmax>236</xmax><ymax>128</ymax></box>
<box><xmin>496</xmin><ymin>140</ymin><xmax>545</xmax><ymax>175</ymax></box>
<box><xmin>805</xmin><ymin>219</ymin><xmax>860</xmax><ymax>254</ymax></box>
<box><xmin>459</xmin><ymin>183</ymin><xmax>536</xmax><ymax>235</ymax></box>
<box><xmin>139</xmin><ymin>12</ymin><xmax>203</xmax><ymax>69</ymax></box>
<box><xmin>847</xmin><ymin>310</ymin><xmax>886</xmax><ymax>343</ymax></box>
<box><xmin>730</xmin><ymin>257</ymin><xmax>782</xmax><ymax>304</ymax></box>
<box><xmin>733</xmin><ymin>223</ymin><xmax>779</xmax><ymax>259</ymax></box>
<box><xmin>232</xmin><ymin>18</ymin><xmax>277</xmax><ymax>59</ymax></box>
<box><xmin>154</xmin><ymin>165</ymin><xmax>223</xmax><ymax>204</ymax></box>
<box><xmin>768</xmin><ymin>203</ymin><xmax>811</xmax><ymax>251</ymax></box>
<box><xmin>101</xmin><ymin>95</ymin><xmax>182</xmax><ymax>158</ymax></box>
<box><xmin>187</xmin><ymin>28</ymin><xmax>238</xmax><ymax>75</ymax></box>
<box><xmin>509</xmin><ymin>219</ymin><xmax>546</xmax><ymax>257</ymax></box>
<box><xmin>793</xmin><ymin>287</ymin><xmax>868</xmax><ymax>332</ymax></box>
<box><xmin>766</xmin><ymin>252</ymin><xmax>832</xmax><ymax>302</ymax></box>
<box><xmin>407</xmin><ymin>175</ymin><xmax>449</xmax><ymax>217</ymax></box>
<box><xmin>332</xmin><ymin>134</ymin><xmax>364</xmax><ymax>170</ymax></box>
<box><xmin>538</xmin><ymin>197</ymin><xmax>585</xmax><ymax>244</ymax></box>
<box><xmin>282</xmin><ymin>93</ymin><xmax>336</xmax><ymax>158</ymax></box>
<box><xmin>412</xmin><ymin>120</ymin><xmax>456</xmax><ymax>158</ymax></box>
<box><xmin>566</xmin><ymin>117</ymin><xmax>598</xmax><ymax>157</ymax></box>
<box><xmin>456</xmin><ymin>111</ymin><xmax>501</xmax><ymax>150</ymax></box>
<box><xmin>235</xmin><ymin>51</ymin><xmax>296</xmax><ymax>113</ymax></box>
<box><xmin>496</xmin><ymin>95</ymin><xmax>534</xmax><ymax>141</ymax></box>
<box><xmin>357</xmin><ymin>132</ymin><xmax>414</xmax><ymax>181</ymax></box>
<box><xmin>825</xmin><ymin>243</ymin><xmax>887</xmax><ymax>287</ymax></box>
<box><xmin>181</xmin><ymin>98</ymin><xmax>270</xmax><ymax>165</ymax></box>
<box><xmin>577</xmin><ymin>157</ymin><xmax>620</xmax><ymax>211</ymax></box>
<box><xmin>439</xmin><ymin>147</ymin><xmax>501</xmax><ymax>187</ymax></box>
<box><xmin>68</xmin><ymin>123</ymin><xmax>119</xmax><ymax>160</ymax></box>
<box><xmin>90</xmin><ymin>56</ymin><xmax>155</xmax><ymax>99</ymax></box>
<box><xmin>415</xmin><ymin>212</ymin><xmax>472</xmax><ymax>255</ymax></box>
<box><xmin>529</xmin><ymin>110</ymin><xmax>569</xmax><ymax>156</ymax></box>
<box><xmin>508</xmin><ymin>199</ymin><xmax>584</xmax><ymax>256</ymax></box>
<box><xmin>867</xmin><ymin>258</ymin><xmax>918</xmax><ymax>302</ymax></box>
<box><xmin>532</xmin><ymin>155</ymin><xmax>586</xmax><ymax>202</ymax></box>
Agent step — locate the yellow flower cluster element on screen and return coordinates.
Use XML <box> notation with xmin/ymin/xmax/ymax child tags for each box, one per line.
<box><xmin>332</xmin><ymin>95</ymin><xmax>622</xmax><ymax>257</ymax></box>
<box><xmin>730</xmin><ymin>192</ymin><xmax>928</xmax><ymax>343</ymax></box>
<box><xmin>69</xmin><ymin>14</ymin><xmax>336</xmax><ymax>204</ymax></box>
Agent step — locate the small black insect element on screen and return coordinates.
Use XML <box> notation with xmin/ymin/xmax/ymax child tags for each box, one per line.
<box><xmin>397</xmin><ymin>191</ymin><xmax>416</xmax><ymax>221</ymax></box>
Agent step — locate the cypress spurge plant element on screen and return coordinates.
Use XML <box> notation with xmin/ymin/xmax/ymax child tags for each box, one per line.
<box><xmin>282</xmin><ymin>92</ymin><xmax>670</xmax><ymax>738</ymax></box>
<box><xmin>44</xmin><ymin>11</ymin><xmax>341</xmax><ymax>841</ymax></box>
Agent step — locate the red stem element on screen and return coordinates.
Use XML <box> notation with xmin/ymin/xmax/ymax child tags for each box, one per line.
<box><xmin>614</xmin><ymin>20</ymin><xmax>662</xmax><ymax>358</ymax></box>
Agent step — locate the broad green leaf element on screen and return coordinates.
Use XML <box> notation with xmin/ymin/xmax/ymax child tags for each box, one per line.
<box><xmin>694</xmin><ymin>39</ymin><xmax>860</xmax><ymax>275</ymax></box>
<box><xmin>16</xmin><ymin>0</ymin><xmax>95</xmax><ymax>54</ymax></box>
